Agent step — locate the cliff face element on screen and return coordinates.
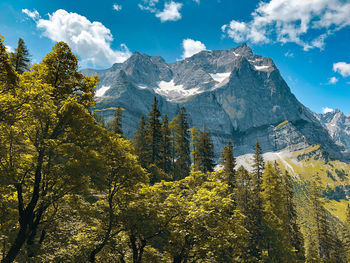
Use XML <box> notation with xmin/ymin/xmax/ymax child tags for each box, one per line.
<box><xmin>82</xmin><ymin>44</ymin><xmax>346</xmax><ymax>160</ymax></box>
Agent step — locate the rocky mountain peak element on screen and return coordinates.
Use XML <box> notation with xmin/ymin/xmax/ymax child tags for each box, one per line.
<box><xmin>84</xmin><ymin>44</ymin><xmax>348</xmax><ymax>161</ymax></box>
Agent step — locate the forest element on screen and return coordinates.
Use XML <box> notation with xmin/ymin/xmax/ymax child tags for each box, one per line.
<box><xmin>0</xmin><ymin>36</ymin><xmax>350</xmax><ymax>263</ymax></box>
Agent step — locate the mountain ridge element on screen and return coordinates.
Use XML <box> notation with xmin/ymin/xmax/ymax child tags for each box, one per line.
<box><xmin>82</xmin><ymin>44</ymin><xmax>349</xmax><ymax>161</ymax></box>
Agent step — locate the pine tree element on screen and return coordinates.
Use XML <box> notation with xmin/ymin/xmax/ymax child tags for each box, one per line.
<box><xmin>171</xmin><ymin>107</ymin><xmax>191</xmax><ymax>180</ymax></box>
<box><xmin>345</xmin><ymin>204</ymin><xmax>350</xmax><ymax>262</ymax></box>
<box><xmin>145</xmin><ymin>97</ymin><xmax>162</xmax><ymax>166</ymax></box>
<box><xmin>249</xmin><ymin>141</ymin><xmax>265</xmax><ymax>261</ymax></box>
<box><xmin>308</xmin><ymin>175</ymin><xmax>344</xmax><ymax>263</ymax></box>
<box><xmin>198</xmin><ymin>130</ymin><xmax>215</xmax><ymax>173</ymax></box>
<box><xmin>159</xmin><ymin>114</ymin><xmax>172</xmax><ymax>174</ymax></box>
<box><xmin>235</xmin><ymin>166</ymin><xmax>256</xmax><ymax>262</ymax></box>
<box><xmin>190</xmin><ymin>126</ymin><xmax>201</xmax><ymax>171</ymax></box>
<box><xmin>134</xmin><ymin>115</ymin><xmax>148</xmax><ymax>167</ymax></box>
<box><xmin>220</xmin><ymin>141</ymin><xmax>236</xmax><ymax>189</ymax></box>
<box><xmin>282</xmin><ymin>170</ymin><xmax>305</xmax><ymax>262</ymax></box>
<box><xmin>113</xmin><ymin>105</ymin><xmax>123</xmax><ymax>136</ymax></box>
<box><xmin>10</xmin><ymin>38</ymin><xmax>30</xmax><ymax>74</ymax></box>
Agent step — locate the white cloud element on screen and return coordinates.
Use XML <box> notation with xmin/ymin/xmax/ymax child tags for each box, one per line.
<box><xmin>156</xmin><ymin>1</ymin><xmax>183</xmax><ymax>22</ymax></box>
<box><xmin>328</xmin><ymin>77</ymin><xmax>338</xmax><ymax>84</ymax></box>
<box><xmin>113</xmin><ymin>4</ymin><xmax>122</xmax><ymax>11</ymax></box>
<box><xmin>333</xmin><ymin>62</ymin><xmax>350</xmax><ymax>77</ymax></box>
<box><xmin>193</xmin><ymin>0</ymin><xmax>200</xmax><ymax>4</ymax></box>
<box><xmin>182</xmin><ymin>39</ymin><xmax>206</xmax><ymax>58</ymax></box>
<box><xmin>322</xmin><ymin>107</ymin><xmax>334</xmax><ymax>114</ymax></box>
<box><xmin>5</xmin><ymin>45</ymin><xmax>14</xmax><ymax>53</ymax></box>
<box><xmin>222</xmin><ymin>0</ymin><xmax>350</xmax><ymax>50</ymax></box>
<box><xmin>22</xmin><ymin>8</ymin><xmax>40</xmax><ymax>20</ymax></box>
<box><xmin>284</xmin><ymin>51</ymin><xmax>294</xmax><ymax>57</ymax></box>
<box><xmin>34</xmin><ymin>9</ymin><xmax>131</xmax><ymax>67</ymax></box>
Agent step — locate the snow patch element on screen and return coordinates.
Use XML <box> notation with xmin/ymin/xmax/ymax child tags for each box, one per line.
<box><xmin>138</xmin><ymin>85</ymin><xmax>148</xmax><ymax>90</ymax></box>
<box><xmin>254</xmin><ymin>65</ymin><xmax>271</xmax><ymax>71</ymax></box>
<box><xmin>154</xmin><ymin>80</ymin><xmax>202</xmax><ymax>102</ymax></box>
<box><xmin>233</xmin><ymin>51</ymin><xmax>240</xmax><ymax>57</ymax></box>
<box><xmin>95</xmin><ymin>85</ymin><xmax>111</xmax><ymax>97</ymax></box>
<box><xmin>210</xmin><ymin>72</ymin><xmax>231</xmax><ymax>83</ymax></box>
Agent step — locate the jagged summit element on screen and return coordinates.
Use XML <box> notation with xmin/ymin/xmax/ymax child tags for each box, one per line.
<box><xmin>81</xmin><ymin>44</ymin><xmax>349</xmax><ymax>161</ymax></box>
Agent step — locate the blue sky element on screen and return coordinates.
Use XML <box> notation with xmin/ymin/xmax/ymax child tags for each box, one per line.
<box><xmin>1</xmin><ymin>0</ymin><xmax>350</xmax><ymax>114</ymax></box>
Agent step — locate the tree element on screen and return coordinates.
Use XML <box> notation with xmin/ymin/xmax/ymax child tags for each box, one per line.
<box><xmin>134</xmin><ymin>115</ymin><xmax>148</xmax><ymax>168</ymax></box>
<box><xmin>345</xmin><ymin>204</ymin><xmax>350</xmax><ymax>262</ymax></box>
<box><xmin>249</xmin><ymin>141</ymin><xmax>265</xmax><ymax>260</ymax></box>
<box><xmin>145</xmin><ymin>97</ymin><xmax>162</xmax><ymax>166</ymax></box>
<box><xmin>198</xmin><ymin>130</ymin><xmax>215</xmax><ymax>173</ymax></box>
<box><xmin>0</xmin><ymin>41</ymin><xmax>99</xmax><ymax>263</ymax></box>
<box><xmin>170</xmin><ymin>107</ymin><xmax>191</xmax><ymax>180</ymax></box>
<box><xmin>282</xmin><ymin>170</ymin><xmax>305</xmax><ymax>262</ymax></box>
<box><xmin>220</xmin><ymin>141</ymin><xmax>236</xmax><ymax>189</ymax></box>
<box><xmin>190</xmin><ymin>126</ymin><xmax>201</xmax><ymax>171</ymax></box>
<box><xmin>261</xmin><ymin>162</ymin><xmax>293</xmax><ymax>262</ymax></box>
<box><xmin>159</xmin><ymin>114</ymin><xmax>172</xmax><ymax>174</ymax></box>
<box><xmin>88</xmin><ymin>135</ymin><xmax>147</xmax><ymax>262</ymax></box>
<box><xmin>113</xmin><ymin>105</ymin><xmax>123</xmax><ymax>136</ymax></box>
<box><xmin>10</xmin><ymin>38</ymin><xmax>30</xmax><ymax>74</ymax></box>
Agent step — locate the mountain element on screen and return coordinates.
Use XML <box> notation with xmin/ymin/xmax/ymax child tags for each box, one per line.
<box><xmin>82</xmin><ymin>44</ymin><xmax>347</xmax><ymax>161</ymax></box>
<box><xmin>317</xmin><ymin>109</ymin><xmax>350</xmax><ymax>159</ymax></box>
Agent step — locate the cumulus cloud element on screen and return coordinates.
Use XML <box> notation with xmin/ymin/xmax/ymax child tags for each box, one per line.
<box><xmin>221</xmin><ymin>0</ymin><xmax>350</xmax><ymax>50</ymax></box>
<box><xmin>22</xmin><ymin>8</ymin><xmax>40</xmax><ymax>20</ymax></box>
<box><xmin>139</xmin><ymin>0</ymin><xmax>183</xmax><ymax>22</ymax></box>
<box><xmin>322</xmin><ymin>107</ymin><xmax>334</xmax><ymax>114</ymax></box>
<box><xmin>31</xmin><ymin>9</ymin><xmax>131</xmax><ymax>67</ymax></box>
<box><xmin>113</xmin><ymin>4</ymin><xmax>122</xmax><ymax>11</ymax></box>
<box><xmin>156</xmin><ymin>1</ymin><xmax>183</xmax><ymax>22</ymax></box>
<box><xmin>182</xmin><ymin>39</ymin><xmax>206</xmax><ymax>58</ymax></box>
<box><xmin>5</xmin><ymin>45</ymin><xmax>14</xmax><ymax>53</ymax></box>
<box><xmin>328</xmin><ymin>77</ymin><xmax>338</xmax><ymax>84</ymax></box>
<box><xmin>333</xmin><ymin>62</ymin><xmax>350</xmax><ymax>77</ymax></box>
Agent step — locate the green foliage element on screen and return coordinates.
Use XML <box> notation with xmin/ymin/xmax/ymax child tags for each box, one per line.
<box><xmin>9</xmin><ymin>38</ymin><xmax>30</xmax><ymax>74</ymax></box>
<box><xmin>170</xmin><ymin>107</ymin><xmax>191</xmax><ymax>180</ymax></box>
<box><xmin>113</xmin><ymin>105</ymin><xmax>123</xmax><ymax>136</ymax></box>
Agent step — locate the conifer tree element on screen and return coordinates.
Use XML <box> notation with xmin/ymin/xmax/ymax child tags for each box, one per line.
<box><xmin>145</xmin><ymin>97</ymin><xmax>162</xmax><ymax>166</ymax></box>
<box><xmin>159</xmin><ymin>114</ymin><xmax>172</xmax><ymax>173</ymax></box>
<box><xmin>282</xmin><ymin>170</ymin><xmax>305</xmax><ymax>262</ymax></box>
<box><xmin>113</xmin><ymin>105</ymin><xmax>123</xmax><ymax>136</ymax></box>
<box><xmin>10</xmin><ymin>38</ymin><xmax>30</xmax><ymax>74</ymax></box>
<box><xmin>308</xmin><ymin>175</ymin><xmax>345</xmax><ymax>263</ymax></box>
<box><xmin>171</xmin><ymin>107</ymin><xmax>191</xmax><ymax>180</ymax></box>
<box><xmin>344</xmin><ymin>204</ymin><xmax>350</xmax><ymax>262</ymax></box>
<box><xmin>134</xmin><ymin>115</ymin><xmax>148</xmax><ymax>167</ymax></box>
<box><xmin>198</xmin><ymin>130</ymin><xmax>215</xmax><ymax>173</ymax></box>
<box><xmin>249</xmin><ymin>141</ymin><xmax>265</xmax><ymax>260</ymax></box>
<box><xmin>261</xmin><ymin>162</ymin><xmax>294</xmax><ymax>262</ymax></box>
<box><xmin>220</xmin><ymin>140</ymin><xmax>236</xmax><ymax>189</ymax></box>
<box><xmin>190</xmin><ymin>126</ymin><xmax>201</xmax><ymax>171</ymax></box>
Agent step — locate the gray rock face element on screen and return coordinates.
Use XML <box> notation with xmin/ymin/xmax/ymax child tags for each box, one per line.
<box><xmin>81</xmin><ymin>44</ymin><xmax>347</xmax><ymax>161</ymax></box>
<box><xmin>317</xmin><ymin>110</ymin><xmax>350</xmax><ymax>159</ymax></box>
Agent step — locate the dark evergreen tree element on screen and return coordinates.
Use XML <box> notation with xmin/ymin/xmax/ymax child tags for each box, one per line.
<box><xmin>344</xmin><ymin>204</ymin><xmax>350</xmax><ymax>262</ymax></box>
<box><xmin>171</xmin><ymin>107</ymin><xmax>191</xmax><ymax>180</ymax></box>
<box><xmin>190</xmin><ymin>126</ymin><xmax>201</xmax><ymax>171</ymax></box>
<box><xmin>249</xmin><ymin>141</ymin><xmax>265</xmax><ymax>261</ymax></box>
<box><xmin>145</xmin><ymin>97</ymin><xmax>162</xmax><ymax>166</ymax></box>
<box><xmin>10</xmin><ymin>38</ymin><xmax>30</xmax><ymax>74</ymax></box>
<box><xmin>113</xmin><ymin>105</ymin><xmax>123</xmax><ymax>136</ymax></box>
<box><xmin>220</xmin><ymin>141</ymin><xmax>236</xmax><ymax>189</ymax></box>
<box><xmin>235</xmin><ymin>166</ymin><xmax>256</xmax><ymax>262</ymax></box>
<box><xmin>198</xmin><ymin>130</ymin><xmax>215</xmax><ymax>173</ymax></box>
<box><xmin>159</xmin><ymin>114</ymin><xmax>172</xmax><ymax>174</ymax></box>
<box><xmin>282</xmin><ymin>170</ymin><xmax>305</xmax><ymax>262</ymax></box>
<box><xmin>134</xmin><ymin>115</ymin><xmax>148</xmax><ymax>167</ymax></box>
<box><xmin>308</xmin><ymin>175</ymin><xmax>346</xmax><ymax>263</ymax></box>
